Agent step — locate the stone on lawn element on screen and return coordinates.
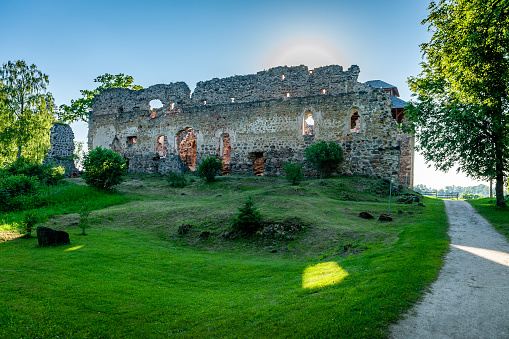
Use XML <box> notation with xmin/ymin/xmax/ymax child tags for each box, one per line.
<box><xmin>37</xmin><ymin>226</ymin><xmax>70</xmax><ymax>247</ymax></box>
<box><xmin>378</xmin><ymin>214</ymin><xmax>393</xmax><ymax>222</ymax></box>
<box><xmin>359</xmin><ymin>212</ymin><xmax>374</xmax><ymax>219</ymax></box>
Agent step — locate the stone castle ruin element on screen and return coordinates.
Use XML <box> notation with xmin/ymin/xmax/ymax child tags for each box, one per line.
<box><xmin>88</xmin><ymin>64</ymin><xmax>414</xmax><ymax>187</ymax></box>
<box><xmin>45</xmin><ymin>123</ymin><xmax>78</xmax><ymax>176</ymax></box>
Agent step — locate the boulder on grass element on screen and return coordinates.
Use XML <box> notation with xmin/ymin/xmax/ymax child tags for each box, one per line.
<box><xmin>359</xmin><ymin>212</ymin><xmax>374</xmax><ymax>219</ymax></box>
<box><xmin>378</xmin><ymin>214</ymin><xmax>393</xmax><ymax>222</ymax></box>
<box><xmin>37</xmin><ymin>226</ymin><xmax>70</xmax><ymax>247</ymax></box>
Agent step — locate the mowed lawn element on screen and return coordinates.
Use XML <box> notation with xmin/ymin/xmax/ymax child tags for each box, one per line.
<box><xmin>0</xmin><ymin>175</ymin><xmax>449</xmax><ymax>338</ymax></box>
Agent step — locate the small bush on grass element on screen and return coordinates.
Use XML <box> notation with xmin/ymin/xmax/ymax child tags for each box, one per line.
<box><xmin>305</xmin><ymin>140</ymin><xmax>343</xmax><ymax>178</ymax></box>
<box><xmin>22</xmin><ymin>211</ymin><xmax>40</xmax><ymax>238</ymax></box>
<box><xmin>166</xmin><ymin>172</ymin><xmax>187</xmax><ymax>188</ymax></box>
<box><xmin>78</xmin><ymin>204</ymin><xmax>90</xmax><ymax>235</ymax></box>
<box><xmin>83</xmin><ymin>147</ymin><xmax>127</xmax><ymax>190</ymax></box>
<box><xmin>232</xmin><ymin>196</ymin><xmax>263</xmax><ymax>234</ymax></box>
<box><xmin>284</xmin><ymin>162</ymin><xmax>304</xmax><ymax>185</ymax></box>
<box><xmin>197</xmin><ymin>156</ymin><xmax>222</xmax><ymax>182</ymax></box>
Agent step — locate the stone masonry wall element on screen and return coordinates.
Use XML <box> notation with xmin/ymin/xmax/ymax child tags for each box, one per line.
<box><xmin>45</xmin><ymin>123</ymin><xmax>78</xmax><ymax>176</ymax></box>
<box><xmin>89</xmin><ymin>65</ymin><xmax>412</xmax><ymax>185</ymax></box>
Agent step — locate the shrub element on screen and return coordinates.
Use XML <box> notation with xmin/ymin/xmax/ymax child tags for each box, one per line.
<box><xmin>232</xmin><ymin>196</ymin><xmax>263</xmax><ymax>234</ymax></box>
<box><xmin>284</xmin><ymin>162</ymin><xmax>304</xmax><ymax>185</ymax></box>
<box><xmin>23</xmin><ymin>211</ymin><xmax>40</xmax><ymax>237</ymax></box>
<box><xmin>0</xmin><ymin>174</ymin><xmax>39</xmax><ymax>200</ymax></box>
<box><xmin>83</xmin><ymin>147</ymin><xmax>127</xmax><ymax>190</ymax></box>
<box><xmin>305</xmin><ymin>140</ymin><xmax>343</xmax><ymax>178</ymax></box>
<box><xmin>5</xmin><ymin>158</ymin><xmax>65</xmax><ymax>185</ymax></box>
<box><xmin>197</xmin><ymin>156</ymin><xmax>222</xmax><ymax>182</ymax></box>
<box><xmin>166</xmin><ymin>172</ymin><xmax>188</xmax><ymax>188</ymax></box>
<box><xmin>79</xmin><ymin>204</ymin><xmax>90</xmax><ymax>235</ymax></box>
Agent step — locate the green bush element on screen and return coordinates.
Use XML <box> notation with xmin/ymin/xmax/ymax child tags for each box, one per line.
<box><xmin>83</xmin><ymin>147</ymin><xmax>127</xmax><ymax>190</ymax></box>
<box><xmin>166</xmin><ymin>172</ymin><xmax>188</xmax><ymax>188</ymax></box>
<box><xmin>197</xmin><ymin>156</ymin><xmax>222</xmax><ymax>182</ymax></box>
<box><xmin>79</xmin><ymin>204</ymin><xmax>90</xmax><ymax>235</ymax></box>
<box><xmin>23</xmin><ymin>211</ymin><xmax>40</xmax><ymax>237</ymax></box>
<box><xmin>232</xmin><ymin>197</ymin><xmax>263</xmax><ymax>234</ymax></box>
<box><xmin>305</xmin><ymin>140</ymin><xmax>343</xmax><ymax>178</ymax></box>
<box><xmin>5</xmin><ymin>158</ymin><xmax>65</xmax><ymax>185</ymax></box>
<box><xmin>284</xmin><ymin>162</ymin><xmax>304</xmax><ymax>185</ymax></box>
<box><xmin>0</xmin><ymin>174</ymin><xmax>39</xmax><ymax>201</ymax></box>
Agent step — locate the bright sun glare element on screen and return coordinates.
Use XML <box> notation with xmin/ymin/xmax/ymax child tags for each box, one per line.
<box><xmin>302</xmin><ymin>262</ymin><xmax>349</xmax><ymax>289</ymax></box>
<box><xmin>264</xmin><ymin>39</ymin><xmax>344</xmax><ymax>70</ymax></box>
<box><xmin>451</xmin><ymin>244</ymin><xmax>509</xmax><ymax>267</ymax></box>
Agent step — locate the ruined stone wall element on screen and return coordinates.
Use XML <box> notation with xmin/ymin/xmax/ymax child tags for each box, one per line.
<box><xmin>192</xmin><ymin>65</ymin><xmax>363</xmax><ymax>105</ymax></box>
<box><xmin>88</xmin><ymin>65</ymin><xmax>412</xmax><ymax>185</ymax></box>
<box><xmin>397</xmin><ymin>133</ymin><xmax>414</xmax><ymax>188</ymax></box>
<box><xmin>45</xmin><ymin>123</ymin><xmax>77</xmax><ymax>176</ymax></box>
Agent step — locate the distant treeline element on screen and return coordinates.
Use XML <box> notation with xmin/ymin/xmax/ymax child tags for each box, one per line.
<box><xmin>414</xmin><ymin>184</ymin><xmax>492</xmax><ymax>199</ymax></box>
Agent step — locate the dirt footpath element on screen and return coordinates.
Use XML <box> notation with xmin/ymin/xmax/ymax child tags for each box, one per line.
<box><xmin>390</xmin><ymin>200</ymin><xmax>509</xmax><ymax>339</ymax></box>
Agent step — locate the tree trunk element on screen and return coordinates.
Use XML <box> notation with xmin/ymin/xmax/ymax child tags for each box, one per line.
<box><xmin>495</xmin><ymin>141</ymin><xmax>506</xmax><ymax>207</ymax></box>
<box><xmin>17</xmin><ymin>145</ymin><xmax>22</xmax><ymax>159</ymax></box>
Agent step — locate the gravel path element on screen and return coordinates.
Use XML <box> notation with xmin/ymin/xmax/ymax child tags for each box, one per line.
<box><xmin>390</xmin><ymin>200</ymin><xmax>509</xmax><ymax>339</ymax></box>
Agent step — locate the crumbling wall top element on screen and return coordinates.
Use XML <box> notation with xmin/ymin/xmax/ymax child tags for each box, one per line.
<box><xmin>91</xmin><ymin>64</ymin><xmax>376</xmax><ymax>116</ymax></box>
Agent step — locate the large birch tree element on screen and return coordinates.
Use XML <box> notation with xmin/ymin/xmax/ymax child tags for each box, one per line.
<box><xmin>0</xmin><ymin>60</ymin><xmax>55</xmax><ymax>164</ymax></box>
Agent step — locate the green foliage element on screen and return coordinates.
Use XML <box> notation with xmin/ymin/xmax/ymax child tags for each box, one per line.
<box><xmin>59</xmin><ymin>73</ymin><xmax>142</xmax><ymax>123</ymax></box>
<box><xmin>284</xmin><ymin>162</ymin><xmax>304</xmax><ymax>185</ymax></box>
<box><xmin>232</xmin><ymin>196</ymin><xmax>263</xmax><ymax>234</ymax></box>
<box><xmin>22</xmin><ymin>211</ymin><xmax>39</xmax><ymax>236</ymax></box>
<box><xmin>83</xmin><ymin>147</ymin><xmax>127</xmax><ymax>190</ymax></box>
<box><xmin>305</xmin><ymin>140</ymin><xmax>343</xmax><ymax>178</ymax></box>
<box><xmin>197</xmin><ymin>156</ymin><xmax>222</xmax><ymax>182</ymax></box>
<box><xmin>166</xmin><ymin>172</ymin><xmax>187</xmax><ymax>188</ymax></box>
<box><xmin>460</xmin><ymin>193</ymin><xmax>482</xmax><ymax>200</ymax></box>
<box><xmin>0</xmin><ymin>174</ymin><xmax>39</xmax><ymax>204</ymax></box>
<box><xmin>79</xmin><ymin>204</ymin><xmax>90</xmax><ymax>235</ymax></box>
<box><xmin>4</xmin><ymin>157</ymin><xmax>65</xmax><ymax>185</ymax></box>
<box><xmin>0</xmin><ymin>60</ymin><xmax>55</xmax><ymax>163</ymax></box>
<box><xmin>406</xmin><ymin>0</ymin><xmax>509</xmax><ymax>206</ymax></box>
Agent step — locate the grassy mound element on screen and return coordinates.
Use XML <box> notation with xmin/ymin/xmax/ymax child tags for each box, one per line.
<box><xmin>0</xmin><ymin>175</ymin><xmax>448</xmax><ymax>338</ymax></box>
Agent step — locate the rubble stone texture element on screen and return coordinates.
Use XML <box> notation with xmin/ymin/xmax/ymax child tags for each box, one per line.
<box><xmin>88</xmin><ymin>65</ymin><xmax>414</xmax><ymax>186</ymax></box>
<box><xmin>45</xmin><ymin>123</ymin><xmax>77</xmax><ymax>176</ymax></box>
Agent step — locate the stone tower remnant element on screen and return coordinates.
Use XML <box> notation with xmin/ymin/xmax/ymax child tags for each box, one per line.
<box><xmin>45</xmin><ymin>122</ymin><xmax>78</xmax><ymax>176</ymax></box>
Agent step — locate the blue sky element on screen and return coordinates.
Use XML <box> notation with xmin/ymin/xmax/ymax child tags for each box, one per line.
<box><xmin>1</xmin><ymin>0</ymin><xmax>488</xmax><ymax>188</ymax></box>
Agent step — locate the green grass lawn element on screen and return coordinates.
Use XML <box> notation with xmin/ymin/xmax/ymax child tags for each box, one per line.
<box><xmin>468</xmin><ymin>197</ymin><xmax>509</xmax><ymax>240</ymax></box>
<box><xmin>0</xmin><ymin>175</ymin><xmax>449</xmax><ymax>338</ymax></box>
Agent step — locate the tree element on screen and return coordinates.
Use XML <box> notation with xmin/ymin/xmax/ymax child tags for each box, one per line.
<box><xmin>0</xmin><ymin>60</ymin><xmax>55</xmax><ymax>163</ymax></box>
<box><xmin>305</xmin><ymin>140</ymin><xmax>343</xmax><ymax>178</ymax></box>
<box><xmin>406</xmin><ymin>0</ymin><xmax>509</xmax><ymax>207</ymax></box>
<box><xmin>82</xmin><ymin>146</ymin><xmax>127</xmax><ymax>190</ymax></box>
<box><xmin>59</xmin><ymin>73</ymin><xmax>142</xmax><ymax>123</ymax></box>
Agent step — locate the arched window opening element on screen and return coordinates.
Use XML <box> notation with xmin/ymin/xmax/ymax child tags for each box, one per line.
<box><xmin>177</xmin><ymin>128</ymin><xmax>197</xmax><ymax>171</ymax></box>
<box><xmin>149</xmin><ymin>99</ymin><xmax>163</xmax><ymax>118</ymax></box>
<box><xmin>321</xmin><ymin>89</ymin><xmax>326</xmax><ymax>94</ymax></box>
<box><xmin>281</xmin><ymin>74</ymin><xmax>285</xmax><ymax>80</ymax></box>
<box><xmin>252</xmin><ymin>152</ymin><xmax>264</xmax><ymax>176</ymax></box>
<box><xmin>350</xmin><ymin>111</ymin><xmax>361</xmax><ymax>133</ymax></box>
<box><xmin>221</xmin><ymin>134</ymin><xmax>232</xmax><ymax>175</ymax></box>
<box><xmin>303</xmin><ymin>112</ymin><xmax>315</xmax><ymax>135</ymax></box>
<box><xmin>286</xmin><ymin>92</ymin><xmax>291</xmax><ymax>98</ymax></box>
<box><xmin>118</xmin><ymin>107</ymin><xmax>124</xmax><ymax>114</ymax></box>
<box><xmin>156</xmin><ymin>135</ymin><xmax>169</xmax><ymax>158</ymax></box>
